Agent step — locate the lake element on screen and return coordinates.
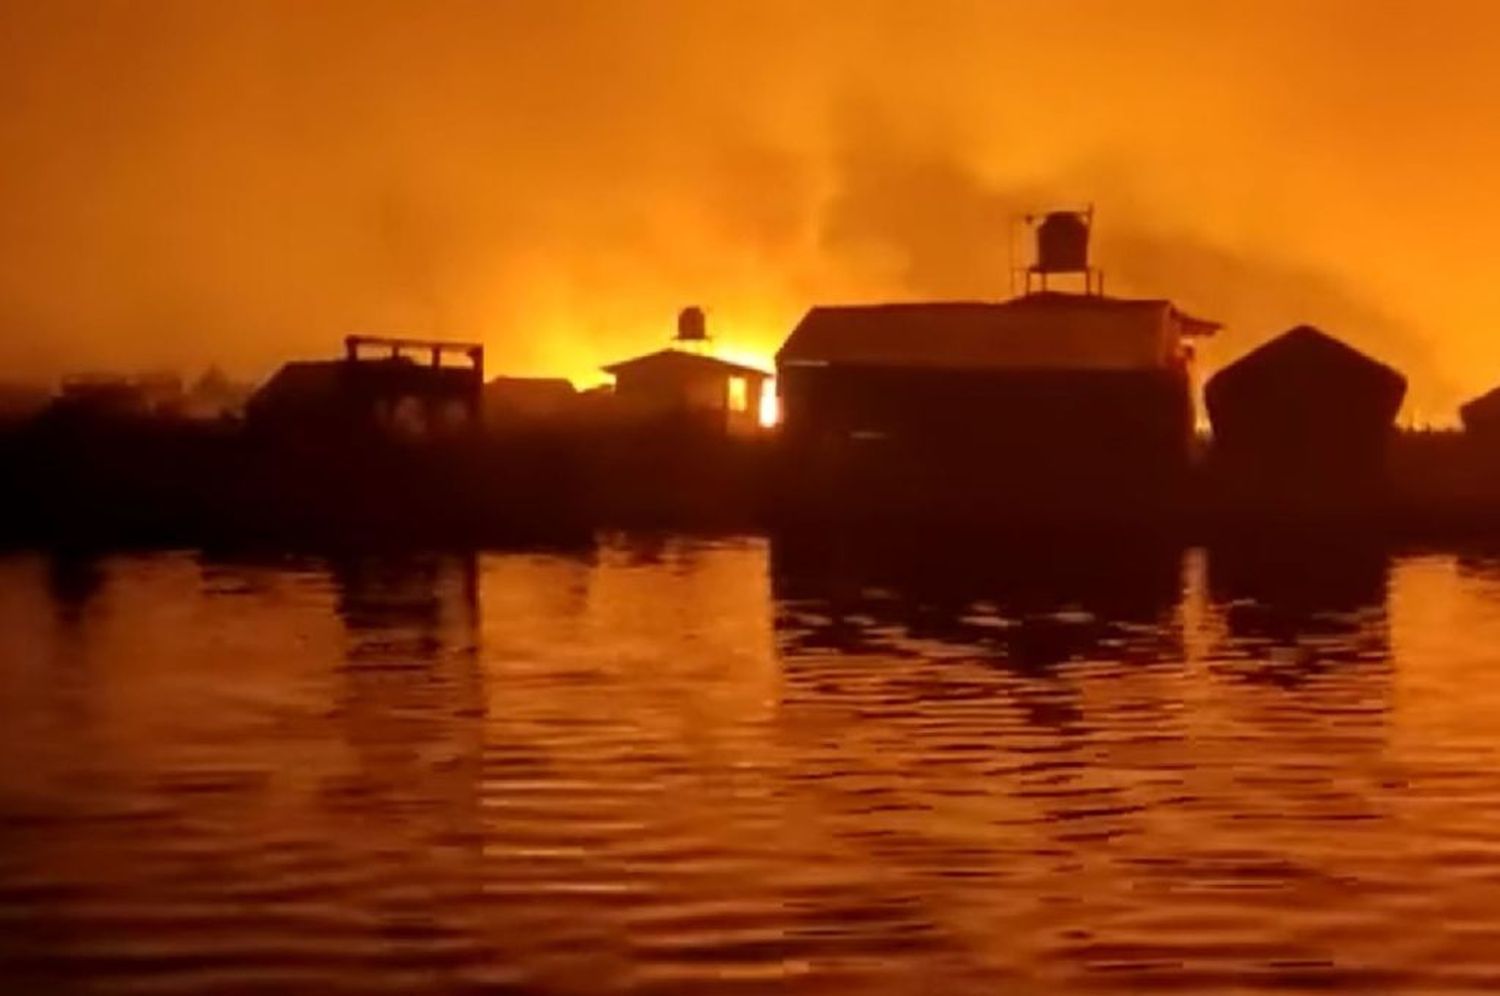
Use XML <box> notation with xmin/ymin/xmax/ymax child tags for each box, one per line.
<box><xmin>3</xmin><ymin>533</ymin><xmax>1500</xmax><ymax>994</ymax></box>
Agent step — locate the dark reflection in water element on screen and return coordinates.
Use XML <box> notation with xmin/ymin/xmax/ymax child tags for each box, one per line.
<box><xmin>771</xmin><ymin>530</ymin><xmax>1186</xmax><ymax>667</ymax></box>
<box><xmin>3</xmin><ymin>538</ymin><xmax>1500</xmax><ymax>993</ymax></box>
<box><xmin>46</xmin><ymin>550</ymin><xmax>108</xmax><ymax>626</ymax></box>
<box><xmin>324</xmin><ymin>554</ymin><xmax>491</xmax><ymax>992</ymax></box>
<box><xmin>1208</xmin><ymin>540</ymin><xmax>1391</xmax><ymax>687</ymax></box>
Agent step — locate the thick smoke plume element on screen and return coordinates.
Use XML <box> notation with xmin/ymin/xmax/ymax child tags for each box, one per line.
<box><xmin>0</xmin><ymin>0</ymin><xmax>1491</xmax><ymax>418</ymax></box>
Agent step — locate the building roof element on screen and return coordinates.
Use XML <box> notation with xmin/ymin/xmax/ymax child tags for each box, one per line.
<box><xmin>1459</xmin><ymin>385</ymin><xmax>1500</xmax><ymax>427</ymax></box>
<box><xmin>1207</xmin><ymin>326</ymin><xmax>1406</xmax><ymax>400</ymax></box>
<box><xmin>484</xmin><ymin>376</ymin><xmax>578</xmax><ymax>414</ymax></box>
<box><xmin>247</xmin><ymin>360</ymin><xmax>345</xmax><ymax>414</ymax></box>
<box><xmin>1205</xmin><ymin>325</ymin><xmax>1407</xmax><ymax>432</ymax></box>
<box><xmin>776</xmin><ymin>293</ymin><xmax>1218</xmax><ymax>373</ymax></box>
<box><xmin>485</xmin><ymin>375</ymin><xmax>577</xmax><ymax>398</ymax></box>
<box><xmin>602</xmin><ymin>348</ymin><xmax>769</xmax><ymax>379</ymax></box>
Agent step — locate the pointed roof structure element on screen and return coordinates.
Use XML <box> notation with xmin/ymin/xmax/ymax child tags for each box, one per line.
<box><xmin>602</xmin><ymin>348</ymin><xmax>769</xmax><ymax>379</ymax></box>
<box><xmin>1206</xmin><ymin>325</ymin><xmax>1406</xmax><ymax>424</ymax></box>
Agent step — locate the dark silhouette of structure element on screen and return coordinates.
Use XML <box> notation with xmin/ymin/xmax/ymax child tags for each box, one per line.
<box><xmin>602</xmin><ymin>309</ymin><xmax>770</xmax><ymax>434</ymax></box>
<box><xmin>26</xmin><ymin>213</ymin><xmax>1500</xmax><ymax>543</ymax></box>
<box><xmin>248</xmin><ymin>335</ymin><xmax>484</xmax><ymax>437</ymax></box>
<box><xmin>1205</xmin><ymin>326</ymin><xmax>1406</xmax><ymax>505</ymax></box>
<box><xmin>674</xmin><ymin>304</ymin><xmax>709</xmax><ymax>345</ymax></box>
<box><xmin>1460</xmin><ymin>385</ymin><xmax>1500</xmax><ymax>439</ymax></box>
<box><xmin>1023</xmin><ymin>207</ymin><xmax>1103</xmax><ymax>295</ymax></box>
<box><xmin>483</xmin><ymin>376</ymin><xmax>578</xmax><ymax>425</ymax></box>
<box><xmin>776</xmin><ymin>291</ymin><xmax>1218</xmax><ymax>515</ymax></box>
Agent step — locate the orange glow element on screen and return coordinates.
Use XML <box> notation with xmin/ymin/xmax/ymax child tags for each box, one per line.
<box><xmin>727</xmin><ymin>375</ymin><xmax>748</xmax><ymax>412</ymax></box>
<box><xmin>758</xmin><ymin>380</ymin><xmax>780</xmax><ymax>428</ymax></box>
<box><xmin>1</xmin><ymin>3</ymin><xmax>1496</xmax><ymax>420</ymax></box>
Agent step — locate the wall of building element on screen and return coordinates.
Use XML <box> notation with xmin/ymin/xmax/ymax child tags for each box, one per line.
<box><xmin>615</xmin><ymin>367</ymin><xmax>765</xmax><ymax>434</ymax></box>
<box><xmin>777</xmin><ymin>363</ymin><xmax>1194</xmax><ymax>508</ymax></box>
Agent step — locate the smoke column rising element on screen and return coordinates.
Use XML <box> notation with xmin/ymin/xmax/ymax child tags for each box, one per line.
<box><xmin>0</xmin><ymin>0</ymin><xmax>1493</xmax><ymax>417</ymax></box>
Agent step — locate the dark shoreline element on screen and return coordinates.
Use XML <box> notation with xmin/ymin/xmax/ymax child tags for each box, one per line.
<box><xmin>6</xmin><ymin>416</ymin><xmax>1500</xmax><ymax>552</ymax></box>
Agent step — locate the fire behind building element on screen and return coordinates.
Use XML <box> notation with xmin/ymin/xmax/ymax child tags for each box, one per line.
<box><xmin>601</xmin><ymin>307</ymin><xmax>771</xmax><ymax>436</ymax></box>
<box><xmin>774</xmin><ymin>211</ymin><xmax>1219</xmax><ymax>515</ymax></box>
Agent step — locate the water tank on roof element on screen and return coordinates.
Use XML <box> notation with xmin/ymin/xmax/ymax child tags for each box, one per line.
<box><xmin>676</xmin><ymin>306</ymin><xmax>708</xmax><ymax>342</ymax></box>
<box><xmin>1034</xmin><ymin>211</ymin><xmax>1090</xmax><ymax>274</ymax></box>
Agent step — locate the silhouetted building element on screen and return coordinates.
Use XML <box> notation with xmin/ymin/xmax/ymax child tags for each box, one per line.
<box><xmin>248</xmin><ymin>336</ymin><xmax>484</xmax><ymax>438</ymax></box>
<box><xmin>246</xmin><ymin>360</ymin><xmax>347</xmax><ymax>426</ymax></box>
<box><xmin>1205</xmin><ymin>326</ymin><xmax>1406</xmax><ymax>497</ymax></box>
<box><xmin>599</xmin><ymin>307</ymin><xmax>770</xmax><ymax>435</ymax></box>
<box><xmin>1460</xmin><ymin>385</ymin><xmax>1500</xmax><ymax>439</ymax></box>
<box><xmin>775</xmin><ymin>292</ymin><xmax>1218</xmax><ymax>509</ymax></box>
<box><xmin>602</xmin><ymin>350</ymin><xmax>770</xmax><ymax>434</ymax></box>
<box><xmin>483</xmin><ymin>376</ymin><xmax>578</xmax><ymax>425</ymax></box>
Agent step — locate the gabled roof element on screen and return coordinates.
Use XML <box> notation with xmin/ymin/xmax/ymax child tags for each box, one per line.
<box><xmin>251</xmin><ymin>360</ymin><xmax>344</xmax><ymax>403</ymax></box>
<box><xmin>1204</xmin><ymin>326</ymin><xmax>1407</xmax><ymax>435</ymax></box>
<box><xmin>1208</xmin><ymin>326</ymin><xmax>1406</xmax><ymax>398</ymax></box>
<box><xmin>602</xmin><ymin>348</ymin><xmax>769</xmax><ymax>379</ymax></box>
<box><xmin>776</xmin><ymin>293</ymin><xmax>1218</xmax><ymax>373</ymax></box>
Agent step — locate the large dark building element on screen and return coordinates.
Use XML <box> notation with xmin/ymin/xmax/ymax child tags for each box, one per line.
<box><xmin>774</xmin><ymin>292</ymin><xmax>1218</xmax><ymax>508</ymax></box>
<box><xmin>1204</xmin><ymin>325</ymin><xmax>1406</xmax><ymax>492</ymax></box>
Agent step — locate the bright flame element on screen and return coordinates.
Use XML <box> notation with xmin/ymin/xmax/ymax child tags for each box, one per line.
<box><xmin>758</xmin><ymin>379</ymin><xmax>779</xmax><ymax>428</ymax></box>
<box><xmin>727</xmin><ymin>375</ymin><xmax>749</xmax><ymax>412</ymax></box>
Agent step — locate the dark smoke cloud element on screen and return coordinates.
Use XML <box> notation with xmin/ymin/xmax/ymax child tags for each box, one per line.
<box><xmin>0</xmin><ymin>0</ymin><xmax>1491</xmax><ymax>418</ymax></box>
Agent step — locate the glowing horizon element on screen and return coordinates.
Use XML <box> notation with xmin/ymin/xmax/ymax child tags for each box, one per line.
<box><xmin>3</xmin><ymin>1</ymin><xmax>1498</xmax><ymax>422</ymax></box>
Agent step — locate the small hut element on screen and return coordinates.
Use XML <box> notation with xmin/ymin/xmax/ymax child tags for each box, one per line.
<box><xmin>602</xmin><ymin>350</ymin><xmax>769</xmax><ymax>434</ymax></box>
<box><xmin>1205</xmin><ymin>326</ymin><xmax>1406</xmax><ymax>493</ymax></box>
<box><xmin>601</xmin><ymin>308</ymin><xmax>771</xmax><ymax>435</ymax></box>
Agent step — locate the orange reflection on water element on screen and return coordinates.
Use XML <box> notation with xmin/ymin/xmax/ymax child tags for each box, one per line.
<box><xmin>5</xmin><ymin>539</ymin><xmax>1500</xmax><ymax>992</ymax></box>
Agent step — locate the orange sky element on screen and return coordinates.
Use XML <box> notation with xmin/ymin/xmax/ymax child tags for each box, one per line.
<box><xmin>1</xmin><ymin>0</ymin><xmax>1496</xmax><ymax>419</ymax></box>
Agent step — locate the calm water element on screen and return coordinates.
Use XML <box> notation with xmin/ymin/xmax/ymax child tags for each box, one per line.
<box><xmin>4</xmin><ymin>535</ymin><xmax>1500</xmax><ymax>994</ymax></box>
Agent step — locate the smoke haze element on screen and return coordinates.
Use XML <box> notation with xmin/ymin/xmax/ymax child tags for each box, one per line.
<box><xmin>1</xmin><ymin>0</ymin><xmax>1494</xmax><ymax>417</ymax></box>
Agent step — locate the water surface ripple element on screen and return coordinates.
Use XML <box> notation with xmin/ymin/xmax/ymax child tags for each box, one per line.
<box><xmin>3</xmin><ymin>536</ymin><xmax>1500</xmax><ymax>993</ymax></box>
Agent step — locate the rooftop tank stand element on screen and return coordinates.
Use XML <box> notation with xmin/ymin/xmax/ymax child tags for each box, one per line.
<box><xmin>673</xmin><ymin>305</ymin><xmax>712</xmax><ymax>355</ymax></box>
<box><xmin>1014</xmin><ymin>206</ymin><xmax>1103</xmax><ymax>297</ymax></box>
